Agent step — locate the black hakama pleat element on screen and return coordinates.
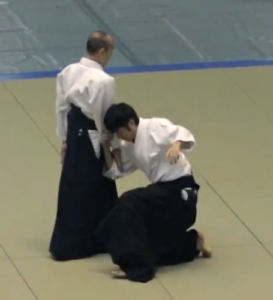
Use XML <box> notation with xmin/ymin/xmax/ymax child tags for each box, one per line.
<box><xmin>49</xmin><ymin>105</ymin><xmax>118</xmax><ymax>261</ymax></box>
<box><xmin>96</xmin><ymin>175</ymin><xmax>200</xmax><ymax>283</ymax></box>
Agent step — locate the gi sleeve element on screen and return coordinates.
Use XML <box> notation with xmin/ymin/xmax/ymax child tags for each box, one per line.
<box><xmin>88</xmin><ymin>77</ymin><xmax>120</xmax><ymax>149</ymax></box>
<box><xmin>104</xmin><ymin>142</ymin><xmax>138</xmax><ymax>179</ymax></box>
<box><xmin>150</xmin><ymin>118</ymin><xmax>196</xmax><ymax>151</ymax></box>
<box><xmin>55</xmin><ymin>73</ymin><xmax>71</xmax><ymax>141</ymax></box>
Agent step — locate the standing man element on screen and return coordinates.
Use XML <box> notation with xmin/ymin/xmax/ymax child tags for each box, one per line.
<box><xmin>49</xmin><ymin>31</ymin><xmax>121</xmax><ymax>261</ymax></box>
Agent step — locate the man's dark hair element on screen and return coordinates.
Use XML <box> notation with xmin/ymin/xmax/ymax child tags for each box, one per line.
<box><xmin>86</xmin><ymin>31</ymin><xmax>112</xmax><ymax>54</ymax></box>
<box><xmin>104</xmin><ymin>103</ymin><xmax>140</xmax><ymax>133</ymax></box>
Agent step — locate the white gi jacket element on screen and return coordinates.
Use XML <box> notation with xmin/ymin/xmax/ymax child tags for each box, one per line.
<box><xmin>55</xmin><ymin>57</ymin><xmax>120</xmax><ymax>157</ymax></box>
<box><xmin>104</xmin><ymin>118</ymin><xmax>195</xmax><ymax>183</ymax></box>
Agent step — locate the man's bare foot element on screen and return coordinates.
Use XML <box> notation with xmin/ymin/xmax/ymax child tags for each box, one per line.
<box><xmin>196</xmin><ymin>231</ymin><xmax>212</xmax><ymax>258</ymax></box>
<box><xmin>111</xmin><ymin>268</ymin><xmax>127</xmax><ymax>279</ymax></box>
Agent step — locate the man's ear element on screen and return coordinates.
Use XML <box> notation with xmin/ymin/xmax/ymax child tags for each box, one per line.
<box><xmin>128</xmin><ymin>119</ymin><xmax>135</xmax><ymax>128</ymax></box>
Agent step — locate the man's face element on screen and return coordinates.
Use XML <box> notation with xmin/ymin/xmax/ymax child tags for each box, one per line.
<box><xmin>115</xmin><ymin>120</ymin><xmax>137</xmax><ymax>142</ymax></box>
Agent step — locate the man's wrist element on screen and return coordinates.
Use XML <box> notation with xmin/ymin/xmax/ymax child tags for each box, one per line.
<box><xmin>173</xmin><ymin>141</ymin><xmax>183</xmax><ymax>150</ymax></box>
<box><xmin>102</xmin><ymin>142</ymin><xmax>111</xmax><ymax>149</ymax></box>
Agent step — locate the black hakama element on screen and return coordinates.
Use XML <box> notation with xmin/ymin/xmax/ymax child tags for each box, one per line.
<box><xmin>49</xmin><ymin>104</ymin><xmax>118</xmax><ymax>261</ymax></box>
<box><xmin>96</xmin><ymin>175</ymin><xmax>200</xmax><ymax>282</ymax></box>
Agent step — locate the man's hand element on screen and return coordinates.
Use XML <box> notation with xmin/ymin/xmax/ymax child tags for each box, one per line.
<box><xmin>60</xmin><ymin>141</ymin><xmax>67</xmax><ymax>165</ymax></box>
<box><xmin>166</xmin><ymin>141</ymin><xmax>182</xmax><ymax>164</ymax></box>
<box><xmin>101</xmin><ymin>129</ymin><xmax>113</xmax><ymax>146</ymax></box>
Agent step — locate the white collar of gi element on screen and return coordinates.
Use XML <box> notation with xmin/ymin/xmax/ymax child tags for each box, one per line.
<box><xmin>79</xmin><ymin>57</ymin><xmax>103</xmax><ymax>70</ymax></box>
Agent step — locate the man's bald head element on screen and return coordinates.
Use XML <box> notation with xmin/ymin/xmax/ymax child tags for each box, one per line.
<box><xmin>86</xmin><ymin>31</ymin><xmax>114</xmax><ymax>55</ymax></box>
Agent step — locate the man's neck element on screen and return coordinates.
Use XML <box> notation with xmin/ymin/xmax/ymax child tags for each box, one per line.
<box><xmin>85</xmin><ymin>54</ymin><xmax>102</xmax><ymax>67</ymax></box>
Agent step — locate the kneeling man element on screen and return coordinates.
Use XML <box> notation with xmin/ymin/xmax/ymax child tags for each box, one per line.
<box><xmin>96</xmin><ymin>103</ymin><xmax>212</xmax><ymax>283</ymax></box>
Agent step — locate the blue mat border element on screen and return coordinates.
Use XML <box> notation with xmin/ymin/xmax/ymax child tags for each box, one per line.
<box><xmin>1</xmin><ymin>59</ymin><xmax>273</xmax><ymax>81</ymax></box>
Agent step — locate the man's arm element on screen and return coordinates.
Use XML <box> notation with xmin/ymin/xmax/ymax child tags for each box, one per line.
<box><xmin>101</xmin><ymin>143</ymin><xmax>114</xmax><ymax>170</ymax></box>
<box><xmin>55</xmin><ymin>74</ymin><xmax>71</xmax><ymax>164</ymax></box>
<box><xmin>151</xmin><ymin>118</ymin><xmax>195</xmax><ymax>150</ymax></box>
<box><xmin>151</xmin><ymin>118</ymin><xmax>195</xmax><ymax>164</ymax></box>
<box><xmin>55</xmin><ymin>73</ymin><xmax>71</xmax><ymax>142</ymax></box>
<box><xmin>101</xmin><ymin>139</ymin><xmax>137</xmax><ymax>180</ymax></box>
<box><xmin>88</xmin><ymin>77</ymin><xmax>122</xmax><ymax>168</ymax></box>
<box><xmin>88</xmin><ymin>77</ymin><xmax>118</xmax><ymax>142</ymax></box>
